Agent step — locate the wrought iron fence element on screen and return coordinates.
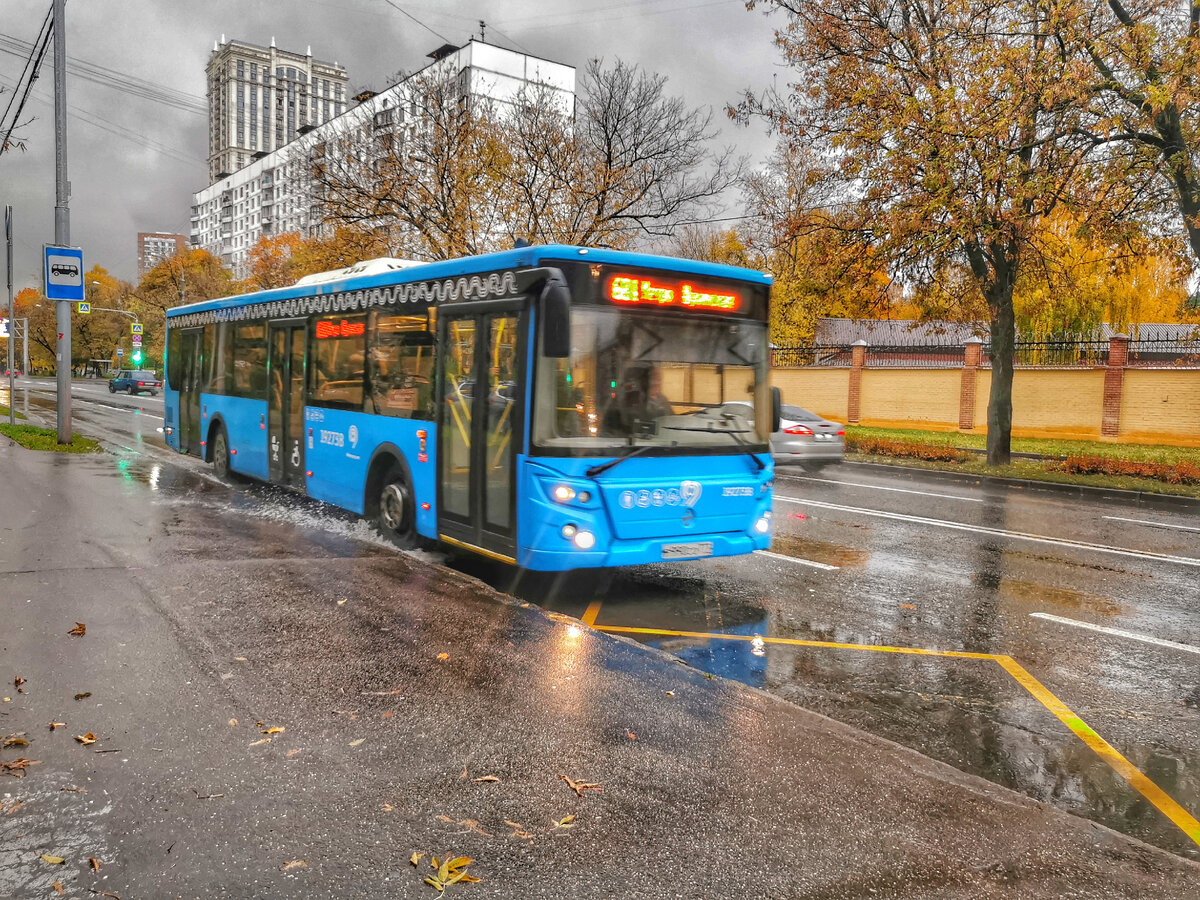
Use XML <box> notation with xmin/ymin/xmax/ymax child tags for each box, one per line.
<box><xmin>770</xmin><ymin>345</ymin><xmax>855</xmax><ymax>367</ymax></box>
<box><xmin>988</xmin><ymin>341</ymin><xmax>1110</xmax><ymax>368</ymax></box>
<box><xmin>1127</xmin><ymin>324</ymin><xmax>1200</xmax><ymax>368</ymax></box>
<box><xmin>772</xmin><ymin>330</ymin><xmax>1200</xmax><ymax>368</ymax></box>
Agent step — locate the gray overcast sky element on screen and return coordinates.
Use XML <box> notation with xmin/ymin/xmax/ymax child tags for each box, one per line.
<box><xmin>1</xmin><ymin>0</ymin><xmax>783</xmax><ymax>290</ymax></box>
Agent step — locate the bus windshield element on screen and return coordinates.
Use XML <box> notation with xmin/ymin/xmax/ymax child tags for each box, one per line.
<box><xmin>532</xmin><ymin>308</ymin><xmax>770</xmax><ymax>454</ymax></box>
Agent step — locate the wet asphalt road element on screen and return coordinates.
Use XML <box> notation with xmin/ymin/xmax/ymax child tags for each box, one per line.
<box><xmin>2</xmin><ymin>377</ymin><xmax>1200</xmax><ymax>897</ymax></box>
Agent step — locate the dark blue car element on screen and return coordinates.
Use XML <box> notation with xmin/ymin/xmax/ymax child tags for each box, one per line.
<box><xmin>109</xmin><ymin>369</ymin><xmax>162</xmax><ymax>396</ymax></box>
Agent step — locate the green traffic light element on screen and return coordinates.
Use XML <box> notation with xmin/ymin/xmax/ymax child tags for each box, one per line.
<box><xmin>132</xmin><ymin>350</ymin><xmax>142</xmax><ymax>363</ymax></box>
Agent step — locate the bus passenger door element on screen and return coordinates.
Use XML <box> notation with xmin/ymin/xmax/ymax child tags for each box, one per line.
<box><xmin>268</xmin><ymin>321</ymin><xmax>307</xmax><ymax>490</ymax></box>
<box><xmin>437</xmin><ymin>305</ymin><xmax>523</xmax><ymax>560</ymax></box>
<box><xmin>177</xmin><ymin>329</ymin><xmax>204</xmax><ymax>456</ymax></box>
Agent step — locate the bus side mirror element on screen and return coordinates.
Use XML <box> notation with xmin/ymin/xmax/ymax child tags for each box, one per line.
<box><xmin>541</xmin><ymin>276</ymin><xmax>571</xmax><ymax>358</ymax></box>
<box><xmin>771</xmin><ymin>386</ymin><xmax>782</xmax><ymax>434</ymax></box>
<box><xmin>516</xmin><ymin>266</ymin><xmax>571</xmax><ymax>358</ymax></box>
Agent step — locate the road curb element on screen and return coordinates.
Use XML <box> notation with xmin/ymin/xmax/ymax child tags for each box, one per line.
<box><xmin>840</xmin><ymin>459</ymin><xmax>1200</xmax><ymax>512</ymax></box>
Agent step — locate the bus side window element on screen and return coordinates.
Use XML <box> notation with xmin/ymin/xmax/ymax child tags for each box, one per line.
<box><xmin>311</xmin><ymin>314</ymin><xmax>366</xmax><ymax>409</ymax></box>
<box><xmin>368</xmin><ymin>311</ymin><xmax>434</xmax><ymax>420</ymax></box>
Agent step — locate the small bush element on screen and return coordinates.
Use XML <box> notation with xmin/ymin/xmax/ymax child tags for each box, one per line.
<box><xmin>1061</xmin><ymin>455</ymin><xmax>1200</xmax><ymax>485</ymax></box>
<box><xmin>846</xmin><ymin>434</ymin><xmax>970</xmax><ymax>463</ymax></box>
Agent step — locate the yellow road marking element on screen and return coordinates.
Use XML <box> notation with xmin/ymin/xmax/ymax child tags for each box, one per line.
<box><xmin>994</xmin><ymin>655</ymin><xmax>1200</xmax><ymax>848</ymax></box>
<box><xmin>581</xmin><ymin>601</ymin><xmax>603</xmax><ymax>627</ymax></box>
<box><xmin>594</xmin><ymin>625</ymin><xmax>996</xmax><ymax>659</ymax></box>
<box><xmin>594</xmin><ymin>623</ymin><xmax>1200</xmax><ymax>848</ymax></box>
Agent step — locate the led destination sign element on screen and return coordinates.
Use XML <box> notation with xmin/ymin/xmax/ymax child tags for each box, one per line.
<box><xmin>315</xmin><ymin>319</ymin><xmax>366</xmax><ymax>339</ymax></box>
<box><xmin>606</xmin><ymin>275</ymin><xmax>740</xmax><ymax>312</ymax></box>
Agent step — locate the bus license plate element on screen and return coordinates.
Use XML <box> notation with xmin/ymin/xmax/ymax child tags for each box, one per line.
<box><xmin>662</xmin><ymin>541</ymin><xmax>713</xmax><ymax>560</ymax></box>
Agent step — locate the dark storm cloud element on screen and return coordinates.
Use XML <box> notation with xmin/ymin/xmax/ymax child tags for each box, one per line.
<box><xmin>0</xmin><ymin>0</ymin><xmax>778</xmax><ymax>288</ymax></box>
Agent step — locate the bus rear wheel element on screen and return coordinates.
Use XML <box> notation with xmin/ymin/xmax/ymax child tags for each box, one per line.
<box><xmin>211</xmin><ymin>426</ymin><xmax>234</xmax><ymax>482</ymax></box>
<box><xmin>372</xmin><ymin>464</ymin><xmax>417</xmax><ymax>549</ymax></box>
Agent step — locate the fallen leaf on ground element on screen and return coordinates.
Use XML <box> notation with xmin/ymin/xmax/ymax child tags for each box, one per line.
<box><xmin>900</xmin><ymin>603</ymin><xmax>916</xmax><ymax>610</ymax></box>
<box><xmin>2</xmin><ymin>734</ymin><xmax>29</xmax><ymax>748</ymax></box>
<box><xmin>423</xmin><ymin>855</ymin><xmax>479</xmax><ymax>891</ymax></box>
<box><xmin>74</xmin><ymin>692</ymin><xmax>91</xmax><ymax>701</ymax></box>
<box><xmin>472</xmin><ymin>775</ymin><xmax>500</xmax><ymax>783</ymax></box>
<box><xmin>349</xmin><ymin>738</ymin><xmax>365</xmax><ymax>747</ymax></box>
<box><xmin>553</xmin><ymin>815</ymin><xmax>576</xmax><ymax>829</ymax></box>
<box><xmin>40</xmin><ymin>854</ymin><xmax>66</xmax><ymax>864</ymax></box>
<box><xmin>228</xmin><ymin>718</ymin><xmax>238</xmax><ymax>727</ymax></box>
<box><xmin>382</xmin><ymin>802</ymin><xmax>395</xmax><ymax>812</ymax></box>
<box><xmin>459</xmin><ymin>766</ymin><xmax>468</xmax><ymax>779</ymax></box>
<box><xmin>261</xmin><ymin>726</ymin><xmax>285</xmax><ymax>735</ymax></box>
<box><xmin>286</xmin><ymin>749</ymin><xmax>301</xmax><ymax>759</ymax></box>
<box><xmin>89</xmin><ymin>857</ymin><xmax>100</xmax><ymax>870</ymax></box>
<box><xmin>59</xmin><ymin>786</ymin><xmax>86</xmax><ymax>793</ymax></box>
<box><xmin>49</xmin><ymin>722</ymin><xmax>66</xmax><ymax>730</ymax></box>
<box><xmin>436</xmin><ymin>653</ymin><xmax>450</xmax><ymax>661</ymax></box>
<box><xmin>67</xmin><ymin>623</ymin><xmax>86</xmax><ymax>637</ymax></box>
<box><xmin>410</xmin><ymin>851</ymin><xmax>425</xmax><ymax>866</ymax></box>
<box><xmin>75</xmin><ymin>733</ymin><xmax>97</xmax><ymax>746</ymax></box>
<box><xmin>560</xmin><ymin>775</ymin><xmax>602</xmax><ymax>797</ymax></box>
<box><xmin>249</xmin><ymin>738</ymin><xmax>271</xmax><ymax>747</ymax></box>
<box><xmin>193</xmin><ymin>790</ymin><xmax>224</xmax><ymax>799</ymax></box>
<box><xmin>381</xmin><ymin>710</ymin><xmax>394</xmax><ymax>719</ymax></box>
<box><xmin>14</xmin><ymin>677</ymin><xmax>26</xmax><ymax>693</ymax></box>
<box><xmin>505</xmin><ymin>820</ymin><xmax>534</xmax><ymax>839</ymax></box>
<box><xmin>51</xmin><ymin>881</ymin><xmax>64</xmax><ymax>894</ymax></box>
<box><xmin>336</xmin><ymin>599</ymin><xmax>347</xmax><ymax>606</ymax></box>
<box><xmin>234</xmin><ymin>657</ymin><xmax>248</xmax><ymax>662</ymax></box>
<box><xmin>2</xmin><ymin>697</ymin><xmax>9</xmax><ymax>703</ymax></box>
<box><xmin>2</xmin><ymin>799</ymin><xmax>24</xmax><ymax>815</ymax></box>
<box><xmin>87</xmin><ymin>891</ymin><xmax>121</xmax><ymax>899</ymax></box>
<box><xmin>665</xmin><ymin>690</ymin><xmax>675</xmax><ymax>696</ymax></box>
<box><xmin>1</xmin><ymin>757</ymin><xmax>41</xmax><ymax>777</ymax></box>
<box><xmin>627</xmin><ymin>732</ymin><xmax>637</xmax><ymax>740</ymax></box>
<box><xmin>280</xmin><ymin>860</ymin><xmax>307</xmax><ymax>872</ymax></box>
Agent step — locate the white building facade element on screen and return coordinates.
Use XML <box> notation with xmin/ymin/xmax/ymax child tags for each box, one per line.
<box><xmin>206</xmin><ymin>37</ymin><xmax>349</xmax><ymax>184</ymax></box>
<box><xmin>192</xmin><ymin>41</ymin><xmax>576</xmax><ymax>278</ymax></box>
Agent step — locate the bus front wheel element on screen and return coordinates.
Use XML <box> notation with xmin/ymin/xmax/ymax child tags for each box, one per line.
<box><xmin>372</xmin><ymin>464</ymin><xmax>417</xmax><ymax>549</ymax></box>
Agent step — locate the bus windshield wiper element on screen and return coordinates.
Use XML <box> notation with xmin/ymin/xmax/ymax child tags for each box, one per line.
<box><xmin>586</xmin><ymin>443</ymin><xmax>655</xmax><ymax>478</ymax></box>
<box><xmin>664</xmin><ymin>421</ymin><xmax>765</xmax><ymax>472</ymax></box>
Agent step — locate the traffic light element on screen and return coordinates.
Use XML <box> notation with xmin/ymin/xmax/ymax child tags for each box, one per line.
<box><xmin>132</xmin><ymin>349</ymin><xmax>142</xmax><ymax>363</ymax></box>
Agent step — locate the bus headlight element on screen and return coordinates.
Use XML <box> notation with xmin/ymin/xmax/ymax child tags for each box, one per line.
<box><xmin>553</xmin><ymin>485</ymin><xmax>576</xmax><ymax>502</ymax></box>
<box><xmin>572</xmin><ymin>530</ymin><xmax>596</xmax><ymax>550</ymax></box>
<box><xmin>754</xmin><ymin>512</ymin><xmax>772</xmax><ymax>534</ymax></box>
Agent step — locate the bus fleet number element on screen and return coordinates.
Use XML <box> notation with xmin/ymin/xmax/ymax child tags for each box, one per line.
<box><xmin>319</xmin><ymin>430</ymin><xmax>344</xmax><ymax>447</ymax></box>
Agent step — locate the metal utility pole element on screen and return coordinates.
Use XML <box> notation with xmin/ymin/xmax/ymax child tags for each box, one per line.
<box><xmin>53</xmin><ymin>0</ymin><xmax>71</xmax><ymax>442</ymax></box>
<box><xmin>5</xmin><ymin>205</ymin><xmax>13</xmax><ymax>425</ymax></box>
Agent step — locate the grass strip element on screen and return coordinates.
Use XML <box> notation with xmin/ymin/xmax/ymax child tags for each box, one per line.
<box><xmin>0</xmin><ymin>404</ymin><xmax>26</xmax><ymax>420</ymax></box>
<box><xmin>844</xmin><ymin>452</ymin><xmax>1200</xmax><ymax>499</ymax></box>
<box><xmin>0</xmin><ymin>423</ymin><xmax>101</xmax><ymax>453</ymax></box>
<box><xmin>848</xmin><ymin>426</ymin><xmax>1200</xmax><ymax>465</ymax></box>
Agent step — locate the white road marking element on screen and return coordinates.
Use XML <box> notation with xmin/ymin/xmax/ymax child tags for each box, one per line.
<box><xmin>777</xmin><ymin>496</ymin><xmax>1200</xmax><ymax>568</ymax></box>
<box><xmin>754</xmin><ymin>550</ymin><xmax>840</xmax><ymax>571</ymax></box>
<box><xmin>1103</xmin><ymin>515</ymin><xmax>1200</xmax><ymax>535</ymax></box>
<box><xmin>1030</xmin><ymin>613</ymin><xmax>1200</xmax><ymax>656</ymax></box>
<box><xmin>778</xmin><ymin>473</ymin><xmax>982</xmax><ymax>503</ymax></box>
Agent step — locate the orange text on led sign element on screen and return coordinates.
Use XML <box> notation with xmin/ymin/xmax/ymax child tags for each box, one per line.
<box><xmin>607</xmin><ymin>275</ymin><xmax>740</xmax><ymax>311</ymax></box>
<box><xmin>316</xmin><ymin>319</ymin><xmax>367</xmax><ymax>339</ymax></box>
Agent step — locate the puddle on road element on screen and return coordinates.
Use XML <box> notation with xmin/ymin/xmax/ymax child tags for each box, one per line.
<box><xmin>770</xmin><ymin>534</ymin><xmax>871</xmax><ymax>568</ymax></box>
<box><xmin>995</xmin><ymin>576</ymin><xmax>1126</xmax><ymax>617</ymax></box>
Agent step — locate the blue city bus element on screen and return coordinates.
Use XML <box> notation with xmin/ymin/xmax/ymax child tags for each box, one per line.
<box><xmin>163</xmin><ymin>245</ymin><xmax>778</xmax><ymax>570</ymax></box>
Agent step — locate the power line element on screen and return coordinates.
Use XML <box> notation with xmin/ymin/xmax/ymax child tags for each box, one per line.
<box><xmin>482</xmin><ymin>23</ymin><xmax>532</xmax><ymax>56</ymax></box>
<box><xmin>377</xmin><ymin>0</ymin><xmax>451</xmax><ymax>44</ymax></box>
<box><xmin>0</xmin><ymin>10</ymin><xmax>52</xmax><ymax>141</ymax></box>
<box><xmin>0</xmin><ymin>34</ymin><xmax>206</xmax><ymax>116</ymax></box>
<box><xmin>0</xmin><ymin>7</ymin><xmax>53</xmax><ymax>156</ymax></box>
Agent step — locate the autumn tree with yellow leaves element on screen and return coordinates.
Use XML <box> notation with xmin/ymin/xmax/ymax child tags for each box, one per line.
<box><xmin>736</xmin><ymin>0</ymin><xmax>1137</xmax><ymax>465</ymax></box>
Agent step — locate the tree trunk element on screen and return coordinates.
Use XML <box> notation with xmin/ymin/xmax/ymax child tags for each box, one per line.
<box><xmin>985</xmin><ymin>283</ymin><xmax>1016</xmax><ymax>466</ymax></box>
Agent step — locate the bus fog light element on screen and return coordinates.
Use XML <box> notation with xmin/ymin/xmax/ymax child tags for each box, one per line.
<box><xmin>572</xmin><ymin>530</ymin><xmax>596</xmax><ymax>550</ymax></box>
<box><xmin>755</xmin><ymin>514</ymin><xmax>772</xmax><ymax>534</ymax></box>
<box><xmin>553</xmin><ymin>485</ymin><xmax>576</xmax><ymax>502</ymax></box>
<box><xmin>561</xmin><ymin>524</ymin><xmax>578</xmax><ymax>539</ymax></box>
<box><xmin>578</xmin><ymin>491</ymin><xmax>591</xmax><ymax>503</ymax></box>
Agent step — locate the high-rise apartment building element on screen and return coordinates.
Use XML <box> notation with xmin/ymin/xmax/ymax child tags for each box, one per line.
<box><xmin>192</xmin><ymin>41</ymin><xmax>576</xmax><ymax>277</ymax></box>
<box><xmin>206</xmin><ymin>36</ymin><xmax>349</xmax><ymax>184</ymax></box>
<box><xmin>137</xmin><ymin>232</ymin><xmax>189</xmax><ymax>279</ymax></box>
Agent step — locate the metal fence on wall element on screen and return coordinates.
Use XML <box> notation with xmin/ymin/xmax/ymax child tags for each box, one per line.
<box><xmin>773</xmin><ymin>326</ymin><xmax>1200</xmax><ymax>369</ymax></box>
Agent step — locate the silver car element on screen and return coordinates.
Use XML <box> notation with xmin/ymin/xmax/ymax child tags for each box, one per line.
<box><xmin>721</xmin><ymin>402</ymin><xmax>845</xmax><ymax>471</ymax></box>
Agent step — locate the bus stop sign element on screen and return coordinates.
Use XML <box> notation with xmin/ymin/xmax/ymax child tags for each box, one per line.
<box><xmin>44</xmin><ymin>246</ymin><xmax>85</xmax><ymax>301</ymax></box>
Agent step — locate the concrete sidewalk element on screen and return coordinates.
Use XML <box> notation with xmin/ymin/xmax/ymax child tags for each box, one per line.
<box><xmin>2</xmin><ymin>436</ymin><xmax>1198</xmax><ymax>899</ymax></box>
